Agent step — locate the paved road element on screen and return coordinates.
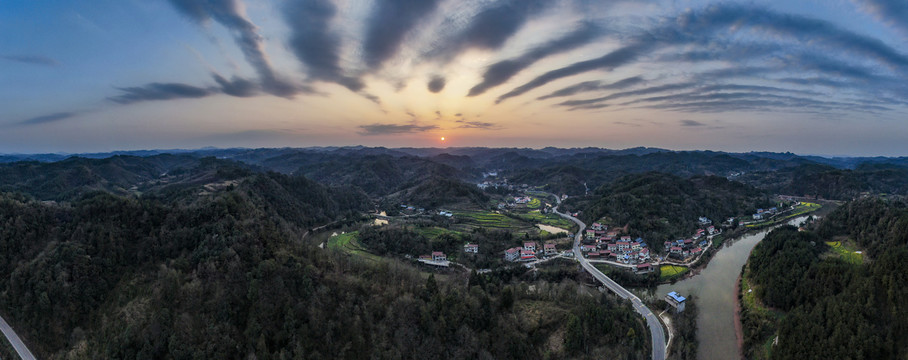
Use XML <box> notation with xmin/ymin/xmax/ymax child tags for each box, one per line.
<box><xmin>549</xmin><ymin>197</ymin><xmax>666</xmax><ymax>360</ymax></box>
<box><xmin>0</xmin><ymin>314</ymin><xmax>36</xmax><ymax>360</ymax></box>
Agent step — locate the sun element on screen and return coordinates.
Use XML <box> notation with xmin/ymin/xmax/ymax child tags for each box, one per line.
<box><xmin>440</xmin><ymin>136</ymin><xmax>446</xmax><ymax>141</ymax></box>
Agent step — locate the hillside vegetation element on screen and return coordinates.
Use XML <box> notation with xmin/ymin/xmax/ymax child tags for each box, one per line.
<box><xmin>741</xmin><ymin>199</ymin><xmax>908</xmax><ymax>359</ymax></box>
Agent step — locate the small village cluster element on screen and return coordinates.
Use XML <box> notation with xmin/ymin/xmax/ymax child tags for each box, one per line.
<box><xmin>579</xmin><ymin>223</ymin><xmax>653</xmax><ymax>267</ymax></box>
<box><xmin>503</xmin><ymin>241</ymin><xmax>558</xmax><ymax>262</ymax></box>
<box><xmin>750</xmin><ymin>207</ymin><xmax>780</xmax><ymax>220</ymax></box>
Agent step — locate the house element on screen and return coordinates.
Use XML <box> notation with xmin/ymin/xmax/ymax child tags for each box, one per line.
<box><xmin>617</xmin><ymin>241</ymin><xmax>630</xmax><ymax>251</ymax></box>
<box><xmin>753</xmin><ymin>213</ymin><xmax>764</xmax><ymax>220</ymax></box>
<box><xmin>504</xmin><ymin>247</ymin><xmax>520</xmax><ymax>261</ymax></box>
<box><xmin>631</xmin><ymin>242</ymin><xmax>642</xmax><ymax>251</ymax></box>
<box><xmin>585</xmin><ymin>229</ymin><xmax>597</xmax><ymax>239</ymax></box>
<box><xmin>544</xmin><ymin>243</ymin><xmax>557</xmax><ymax>256</ymax></box>
<box><xmin>664</xmin><ymin>241</ymin><xmax>673</xmax><ymax>250</ymax></box>
<box><xmin>523</xmin><ymin>242</ymin><xmax>537</xmax><ymax>252</ymax></box>
<box><xmin>683</xmin><ymin>239</ymin><xmax>694</xmax><ymax>246</ymax></box>
<box><xmin>587</xmin><ymin>251</ymin><xmax>600</xmax><ymax>259</ymax></box>
<box><xmin>591</xmin><ymin>222</ymin><xmax>605</xmax><ymax>231</ymax></box>
<box><xmin>419</xmin><ymin>254</ymin><xmax>432</xmax><ymax>260</ymax></box>
<box><xmin>666</xmin><ymin>291</ymin><xmax>687</xmax><ymax>313</ymax></box>
<box><xmin>520</xmin><ymin>249</ymin><xmax>536</xmax><ymax>261</ymax></box>
<box><xmin>727</xmin><ymin>217</ymin><xmax>735</xmax><ymax>224</ymax></box>
<box><xmin>607</xmin><ymin>243</ymin><xmax>618</xmax><ymax>251</ymax></box>
<box><xmin>699</xmin><ymin>217</ymin><xmax>711</xmax><ymax>225</ymax></box>
<box><xmin>620</xmin><ymin>236</ymin><xmax>632</xmax><ymax>242</ymax></box>
<box><xmin>670</xmin><ymin>246</ymin><xmax>683</xmax><ymax>254</ymax></box>
<box><xmin>636</xmin><ymin>263</ymin><xmax>653</xmax><ymax>274</ymax></box>
<box><xmin>691</xmin><ymin>247</ymin><xmax>703</xmax><ymax>255</ymax></box>
<box><xmin>639</xmin><ymin>248</ymin><xmax>650</xmax><ymax>259</ymax></box>
<box><xmin>581</xmin><ymin>245</ymin><xmax>596</xmax><ymax>252</ymax></box>
<box><xmin>432</xmin><ymin>252</ymin><xmax>447</xmax><ymax>261</ymax></box>
<box><xmin>707</xmin><ymin>226</ymin><xmax>717</xmax><ymax>235</ymax></box>
<box><xmin>438</xmin><ymin>210</ymin><xmax>453</xmax><ymax>217</ymax></box>
<box><xmin>699</xmin><ymin>240</ymin><xmax>708</xmax><ymax>247</ymax></box>
<box><xmin>464</xmin><ymin>244</ymin><xmax>479</xmax><ymax>253</ymax></box>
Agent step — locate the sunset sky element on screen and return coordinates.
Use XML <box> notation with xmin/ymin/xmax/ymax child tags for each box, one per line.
<box><xmin>2</xmin><ymin>0</ymin><xmax>907</xmax><ymax>155</ymax></box>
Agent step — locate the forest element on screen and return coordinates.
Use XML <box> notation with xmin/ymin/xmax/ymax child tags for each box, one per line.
<box><xmin>0</xmin><ymin>163</ymin><xmax>650</xmax><ymax>359</ymax></box>
<box><xmin>574</xmin><ymin>173</ymin><xmax>773</xmax><ymax>246</ymax></box>
<box><xmin>741</xmin><ymin>199</ymin><xmax>908</xmax><ymax>359</ymax></box>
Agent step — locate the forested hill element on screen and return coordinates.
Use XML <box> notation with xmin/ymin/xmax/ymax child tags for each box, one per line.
<box><xmin>577</xmin><ymin>173</ymin><xmax>772</xmax><ymax>241</ymax></box>
<box><xmin>0</xmin><ymin>168</ymin><xmax>648</xmax><ymax>359</ymax></box>
<box><xmin>738</xmin><ymin>163</ymin><xmax>908</xmax><ymax>200</ymax></box>
<box><xmin>0</xmin><ymin>155</ymin><xmax>252</xmax><ymax>201</ymax></box>
<box><xmin>742</xmin><ymin>199</ymin><xmax>908</xmax><ymax>359</ymax></box>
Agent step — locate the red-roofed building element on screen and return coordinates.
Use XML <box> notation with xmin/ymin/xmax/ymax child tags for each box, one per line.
<box><xmin>636</xmin><ymin>263</ymin><xmax>653</xmax><ymax>273</ymax></box>
<box><xmin>617</xmin><ymin>241</ymin><xmax>630</xmax><ymax>251</ymax></box>
<box><xmin>671</xmin><ymin>246</ymin><xmax>683</xmax><ymax>254</ymax></box>
<box><xmin>544</xmin><ymin>243</ymin><xmax>557</xmax><ymax>256</ymax></box>
<box><xmin>520</xmin><ymin>249</ymin><xmax>536</xmax><ymax>261</ymax></box>
<box><xmin>505</xmin><ymin>247</ymin><xmax>520</xmax><ymax>262</ymax></box>
<box><xmin>523</xmin><ymin>242</ymin><xmax>537</xmax><ymax>252</ymax></box>
<box><xmin>432</xmin><ymin>252</ymin><xmax>446</xmax><ymax>261</ymax></box>
<box><xmin>464</xmin><ymin>244</ymin><xmax>479</xmax><ymax>253</ymax></box>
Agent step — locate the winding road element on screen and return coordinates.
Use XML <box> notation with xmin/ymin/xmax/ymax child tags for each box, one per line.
<box><xmin>549</xmin><ymin>195</ymin><xmax>666</xmax><ymax>360</ymax></box>
<box><xmin>0</xmin><ymin>314</ymin><xmax>36</xmax><ymax>360</ymax></box>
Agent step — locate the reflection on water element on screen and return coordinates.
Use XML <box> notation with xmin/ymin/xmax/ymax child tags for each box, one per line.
<box><xmin>654</xmin><ymin>216</ymin><xmax>808</xmax><ymax>360</ymax></box>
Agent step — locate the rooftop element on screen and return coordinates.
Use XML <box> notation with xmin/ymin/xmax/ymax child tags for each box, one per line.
<box><xmin>667</xmin><ymin>291</ymin><xmax>687</xmax><ymax>303</ymax></box>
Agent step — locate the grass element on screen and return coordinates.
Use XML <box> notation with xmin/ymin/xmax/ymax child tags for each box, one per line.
<box><xmin>327</xmin><ymin>231</ymin><xmax>381</xmax><ymax>261</ymax></box>
<box><xmin>659</xmin><ymin>265</ymin><xmax>689</xmax><ymax>281</ymax></box>
<box><xmin>825</xmin><ymin>241</ymin><xmax>864</xmax><ymax>265</ymax></box>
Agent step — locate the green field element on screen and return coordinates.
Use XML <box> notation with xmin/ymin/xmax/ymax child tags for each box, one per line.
<box><xmin>659</xmin><ymin>265</ymin><xmax>689</xmax><ymax>281</ymax></box>
<box><xmin>455</xmin><ymin>210</ymin><xmax>528</xmax><ymax>229</ymax></box>
<box><xmin>825</xmin><ymin>241</ymin><xmax>864</xmax><ymax>265</ymax></box>
<box><xmin>415</xmin><ymin>226</ymin><xmax>464</xmax><ymax>240</ymax></box>
<box><xmin>327</xmin><ymin>231</ymin><xmax>381</xmax><ymax>261</ymax></box>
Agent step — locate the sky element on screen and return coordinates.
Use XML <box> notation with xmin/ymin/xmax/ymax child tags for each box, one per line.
<box><xmin>1</xmin><ymin>0</ymin><xmax>907</xmax><ymax>156</ymax></box>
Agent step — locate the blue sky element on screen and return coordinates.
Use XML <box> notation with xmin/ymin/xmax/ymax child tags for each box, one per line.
<box><xmin>1</xmin><ymin>0</ymin><xmax>907</xmax><ymax>156</ymax></box>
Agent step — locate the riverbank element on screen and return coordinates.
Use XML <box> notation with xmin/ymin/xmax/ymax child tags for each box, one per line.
<box><xmin>734</xmin><ymin>273</ymin><xmax>744</xmax><ymax>359</ymax></box>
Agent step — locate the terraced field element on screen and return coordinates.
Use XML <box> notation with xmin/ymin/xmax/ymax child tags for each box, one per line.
<box><xmin>526</xmin><ymin>197</ymin><xmax>541</xmax><ymax>209</ymax></box>
<box><xmin>454</xmin><ymin>211</ymin><xmax>528</xmax><ymax>229</ymax></box>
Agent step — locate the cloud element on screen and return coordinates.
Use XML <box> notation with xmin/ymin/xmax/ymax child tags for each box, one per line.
<box><xmin>282</xmin><ymin>0</ymin><xmax>364</xmax><ymax>92</ymax></box>
<box><xmin>428</xmin><ymin>75</ymin><xmax>446</xmax><ymax>93</ymax></box>
<box><xmin>18</xmin><ymin>112</ymin><xmax>79</xmax><ymax>125</ymax></box>
<box><xmin>557</xmin><ymin>82</ymin><xmax>697</xmax><ymax>108</ymax></box>
<box><xmin>359</xmin><ymin>123</ymin><xmax>439</xmax><ymax>135</ymax></box>
<box><xmin>457</xmin><ymin>121</ymin><xmax>501</xmax><ymax>130</ymax></box>
<box><xmin>1</xmin><ymin>55</ymin><xmax>59</xmax><ymax>67</ymax></box>
<box><xmin>496</xmin><ymin>43</ymin><xmax>652</xmax><ymax>103</ymax></box>
<box><xmin>168</xmin><ymin>0</ymin><xmax>297</xmax><ymax>97</ymax></box>
<box><xmin>468</xmin><ymin>21</ymin><xmax>604</xmax><ymax>96</ymax></box>
<box><xmin>680</xmin><ymin>119</ymin><xmax>705</xmax><ymax>127</ymax></box>
<box><xmin>108</xmin><ymin>83</ymin><xmax>214</xmax><ymax>104</ymax></box>
<box><xmin>537</xmin><ymin>76</ymin><xmax>645</xmax><ymax>100</ymax></box>
<box><xmin>853</xmin><ymin>0</ymin><xmax>908</xmax><ymax>36</ymax></box>
<box><xmin>363</xmin><ymin>0</ymin><xmax>442</xmax><ymax>69</ymax></box>
<box><xmin>497</xmin><ymin>3</ymin><xmax>908</xmax><ymax>104</ymax></box>
<box><xmin>212</xmin><ymin>73</ymin><xmax>259</xmax><ymax>97</ymax></box>
<box><xmin>427</xmin><ymin>0</ymin><xmax>549</xmax><ymax>62</ymax></box>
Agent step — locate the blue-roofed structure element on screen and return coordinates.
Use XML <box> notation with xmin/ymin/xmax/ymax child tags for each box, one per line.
<box><xmin>665</xmin><ymin>291</ymin><xmax>687</xmax><ymax>312</ymax></box>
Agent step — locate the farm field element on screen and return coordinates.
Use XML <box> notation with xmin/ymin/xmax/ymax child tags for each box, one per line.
<box><xmin>825</xmin><ymin>241</ymin><xmax>864</xmax><ymax>265</ymax></box>
<box><xmin>515</xmin><ymin>210</ymin><xmax>576</xmax><ymax>230</ymax></box>
<box><xmin>746</xmin><ymin>202</ymin><xmax>821</xmax><ymax>228</ymax></box>
<box><xmin>455</xmin><ymin>210</ymin><xmax>529</xmax><ymax>229</ymax></box>
<box><xmin>659</xmin><ymin>265</ymin><xmax>689</xmax><ymax>281</ymax></box>
<box><xmin>328</xmin><ymin>231</ymin><xmax>381</xmax><ymax>261</ymax></box>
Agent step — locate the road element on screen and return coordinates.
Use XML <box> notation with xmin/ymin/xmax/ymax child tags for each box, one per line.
<box><xmin>0</xmin><ymin>314</ymin><xmax>36</xmax><ymax>360</ymax></box>
<box><xmin>549</xmin><ymin>195</ymin><xmax>666</xmax><ymax>360</ymax></box>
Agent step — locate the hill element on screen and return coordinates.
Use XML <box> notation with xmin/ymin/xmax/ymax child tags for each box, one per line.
<box><xmin>577</xmin><ymin>173</ymin><xmax>772</xmax><ymax>244</ymax></box>
<box><xmin>741</xmin><ymin>199</ymin><xmax>908</xmax><ymax>359</ymax></box>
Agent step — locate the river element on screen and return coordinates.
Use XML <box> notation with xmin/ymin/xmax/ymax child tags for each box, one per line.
<box><xmin>653</xmin><ymin>216</ymin><xmax>809</xmax><ymax>360</ymax></box>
